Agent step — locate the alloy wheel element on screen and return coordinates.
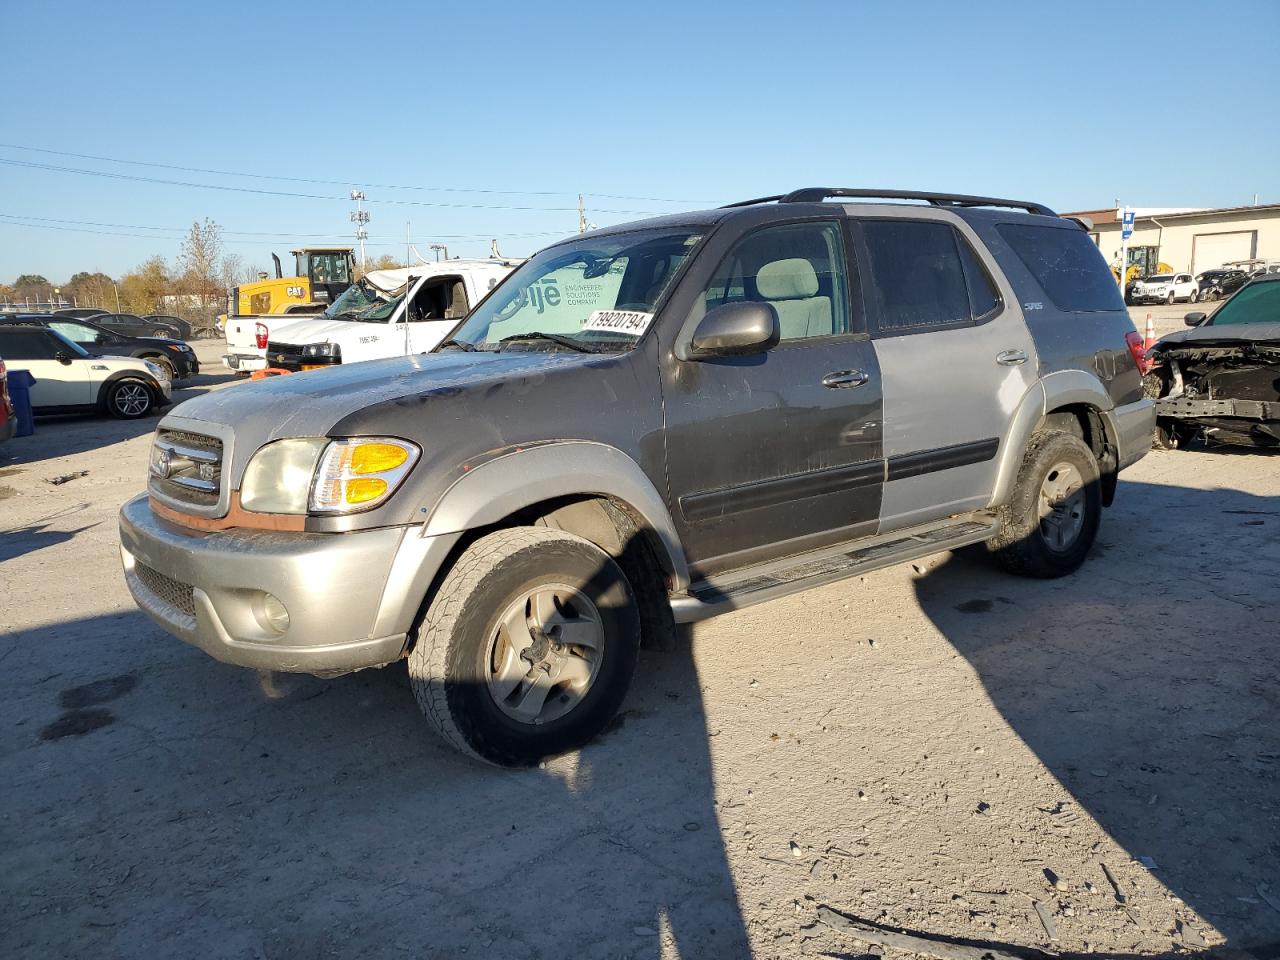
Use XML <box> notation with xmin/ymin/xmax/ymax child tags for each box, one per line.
<box><xmin>484</xmin><ymin>584</ymin><xmax>604</xmax><ymax>725</ymax></box>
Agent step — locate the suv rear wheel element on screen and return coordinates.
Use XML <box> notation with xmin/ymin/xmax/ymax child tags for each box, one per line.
<box><xmin>987</xmin><ymin>429</ymin><xmax>1101</xmax><ymax>578</ymax></box>
<box><xmin>408</xmin><ymin>527</ymin><xmax>640</xmax><ymax>766</ymax></box>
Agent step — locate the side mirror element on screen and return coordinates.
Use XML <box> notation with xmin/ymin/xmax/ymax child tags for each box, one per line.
<box><xmin>54</xmin><ymin>351</ymin><xmax>73</xmax><ymax>365</ymax></box>
<box><xmin>689</xmin><ymin>301</ymin><xmax>779</xmax><ymax>358</ymax></box>
<box><xmin>1184</xmin><ymin>312</ymin><xmax>1207</xmax><ymax>327</ymax></box>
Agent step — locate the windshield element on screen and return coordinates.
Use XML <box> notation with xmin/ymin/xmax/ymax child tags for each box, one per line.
<box><xmin>326</xmin><ymin>278</ymin><xmax>385</xmax><ymax>320</ymax></box>
<box><xmin>445</xmin><ymin>228</ymin><xmax>702</xmax><ymax>351</ymax></box>
<box><xmin>1209</xmin><ymin>281</ymin><xmax>1280</xmax><ymax>326</ymax></box>
<box><xmin>354</xmin><ymin>291</ymin><xmax>406</xmax><ymax>323</ymax></box>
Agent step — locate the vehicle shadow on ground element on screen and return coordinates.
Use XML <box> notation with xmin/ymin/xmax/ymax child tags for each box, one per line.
<box><xmin>2</xmin><ymin>371</ymin><xmax>237</xmax><ymax>466</ymax></box>
<box><xmin>1</xmin><ymin>609</ymin><xmax>748</xmax><ymax>958</ymax></box>
<box><xmin>912</xmin><ymin>479</ymin><xmax>1280</xmax><ymax>958</ymax></box>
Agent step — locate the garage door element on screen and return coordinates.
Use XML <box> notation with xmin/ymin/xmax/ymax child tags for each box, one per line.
<box><xmin>1192</xmin><ymin>231</ymin><xmax>1256</xmax><ymax>274</ymax></box>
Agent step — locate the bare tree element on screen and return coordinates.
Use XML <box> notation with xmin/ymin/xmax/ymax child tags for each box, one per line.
<box><xmin>177</xmin><ymin>219</ymin><xmax>224</xmax><ymax>303</ymax></box>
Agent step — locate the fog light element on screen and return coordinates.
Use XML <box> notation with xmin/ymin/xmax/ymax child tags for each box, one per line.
<box><xmin>257</xmin><ymin>593</ymin><xmax>290</xmax><ymax>634</ymax></box>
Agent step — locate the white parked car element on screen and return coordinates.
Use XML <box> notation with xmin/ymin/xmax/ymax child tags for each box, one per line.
<box><xmin>0</xmin><ymin>324</ymin><xmax>172</xmax><ymax>419</ymax></box>
<box><xmin>1130</xmin><ymin>272</ymin><xmax>1199</xmax><ymax>305</ymax></box>
<box><xmin>223</xmin><ymin>259</ymin><xmax>517</xmax><ymax>373</ymax></box>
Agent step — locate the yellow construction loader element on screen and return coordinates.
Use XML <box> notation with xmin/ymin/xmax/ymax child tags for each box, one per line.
<box><xmin>231</xmin><ymin>248</ymin><xmax>357</xmax><ymax>316</ymax></box>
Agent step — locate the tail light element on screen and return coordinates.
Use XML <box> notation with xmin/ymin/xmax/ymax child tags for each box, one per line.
<box><xmin>1124</xmin><ymin>330</ymin><xmax>1152</xmax><ymax>375</ymax></box>
<box><xmin>255</xmin><ymin>322</ymin><xmax>269</xmax><ymax>350</ymax></box>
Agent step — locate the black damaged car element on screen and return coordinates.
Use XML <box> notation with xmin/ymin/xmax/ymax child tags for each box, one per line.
<box><xmin>1194</xmin><ymin>268</ymin><xmax>1250</xmax><ymax>303</ymax></box>
<box><xmin>4</xmin><ymin>314</ymin><xmax>200</xmax><ymax>380</ymax></box>
<box><xmin>1146</xmin><ymin>274</ymin><xmax>1280</xmax><ymax>449</ymax></box>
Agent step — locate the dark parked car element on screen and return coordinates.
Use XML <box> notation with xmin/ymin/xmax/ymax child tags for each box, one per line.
<box><xmin>52</xmin><ymin>308</ymin><xmax>109</xmax><ymax>321</ymax></box>
<box><xmin>92</xmin><ymin>312</ymin><xmax>183</xmax><ymax>339</ymax></box>
<box><xmin>5</xmin><ymin>314</ymin><xmax>199</xmax><ymax>379</ymax></box>
<box><xmin>1147</xmin><ymin>274</ymin><xmax>1280</xmax><ymax>448</ymax></box>
<box><xmin>143</xmin><ymin>313</ymin><xmax>194</xmax><ymax>339</ymax></box>
<box><xmin>1194</xmin><ymin>268</ymin><xmax>1249</xmax><ymax>302</ymax></box>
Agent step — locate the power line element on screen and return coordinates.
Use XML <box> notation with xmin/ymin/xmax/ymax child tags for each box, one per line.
<box><xmin>0</xmin><ymin>142</ymin><xmax>724</xmax><ymax>204</ymax></box>
<box><xmin>0</xmin><ymin>211</ymin><xmax>565</xmax><ymax>239</ymax></box>
<box><xmin>0</xmin><ymin>216</ymin><xmax>565</xmax><ymax>246</ymax></box>
<box><xmin>0</xmin><ymin>156</ymin><xmax>670</xmax><ymax>215</ymax></box>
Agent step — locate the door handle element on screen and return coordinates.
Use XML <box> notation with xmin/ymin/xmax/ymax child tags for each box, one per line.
<box><xmin>821</xmin><ymin>370</ymin><xmax>869</xmax><ymax>389</ymax></box>
<box><xmin>996</xmin><ymin>349</ymin><xmax>1028</xmax><ymax>365</ymax></box>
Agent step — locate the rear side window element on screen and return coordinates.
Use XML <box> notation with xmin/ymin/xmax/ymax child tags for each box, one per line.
<box><xmin>996</xmin><ymin>223</ymin><xmax>1125</xmax><ymax>312</ymax></box>
<box><xmin>0</xmin><ymin>329</ymin><xmax>58</xmax><ymax>359</ymax></box>
<box><xmin>861</xmin><ymin>220</ymin><xmax>998</xmax><ymax>333</ymax></box>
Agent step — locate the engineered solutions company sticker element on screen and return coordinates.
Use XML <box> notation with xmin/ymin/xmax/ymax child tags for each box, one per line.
<box><xmin>581</xmin><ymin>309</ymin><xmax>655</xmax><ymax>335</ymax></box>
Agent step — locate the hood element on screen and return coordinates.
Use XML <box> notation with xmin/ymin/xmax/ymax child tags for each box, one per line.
<box><xmin>136</xmin><ymin>336</ymin><xmax>189</xmax><ymax>349</ymax></box>
<box><xmin>1154</xmin><ymin>321</ymin><xmax>1280</xmax><ymax>350</ymax></box>
<box><xmin>265</xmin><ymin>316</ymin><xmax>384</xmax><ymax>344</ymax></box>
<box><xmin>165</xmin><ymin>348</ymin><xmax>609</xmax><ymax>450</ymax></box>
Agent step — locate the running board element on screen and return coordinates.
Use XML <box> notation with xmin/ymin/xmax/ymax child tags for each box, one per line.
<box><xmin>670</xmin><ymin>513</ymin><xmax>999</xmax><ymax>624</ymax></box>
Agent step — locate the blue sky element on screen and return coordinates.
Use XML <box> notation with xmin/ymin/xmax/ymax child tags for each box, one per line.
<box><xmin>2</xmin><ymin>0</ymin><xmax>1277</xmax><ymax>282</ymax></box>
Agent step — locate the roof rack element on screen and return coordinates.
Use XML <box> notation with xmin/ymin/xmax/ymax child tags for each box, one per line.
<box><xmin>722</xmin><ymin>188</ymin><xmax>1056</xmax><ymax>218</ymax></box>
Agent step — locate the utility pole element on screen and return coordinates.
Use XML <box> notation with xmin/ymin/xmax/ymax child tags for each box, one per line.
<box><xmin>578</xmin><ymin>194</ymin><xmax>587</xmax><ymax>234</ymax></box>
<box><xmin>406</xmin><ymin>220</ymin><xmax>411</xmax><ymax>267</ymax></box>
<box><xmin>350</xmin><ymin>190</ymin><xmax>369</xmax><ymax>270</ymax></box>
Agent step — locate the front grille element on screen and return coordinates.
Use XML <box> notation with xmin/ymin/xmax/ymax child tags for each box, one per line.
<box><xmin>149</xmin><ymin>428</ymin><xmax>224</xmax><ymax>508</ymax></box>
<box><xmin>134</xmin><ymin>562</ymin><xmax>196</xmax><ymax>620</ymax></box>
<box><xmin>266</xmin><ymin>341</ymin><xmax>305</xmax><ymax>367</ymax></box>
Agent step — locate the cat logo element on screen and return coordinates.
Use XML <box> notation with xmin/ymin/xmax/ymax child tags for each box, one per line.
<box><xmin>286</xmin><ymin>285</ymin><xmax>304</xmax><ymax>298</ymax></box>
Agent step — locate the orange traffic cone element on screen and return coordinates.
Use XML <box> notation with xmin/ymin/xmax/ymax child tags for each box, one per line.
<box><xmin>1143</xmin><ymin>313</ymin><xmax>1156</xmax><ymax>351</ymax></box>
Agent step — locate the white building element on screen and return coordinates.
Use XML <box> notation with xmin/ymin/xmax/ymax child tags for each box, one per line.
<box><xmin>1064</xmin><ymin>203</ymin><xmax>1280</xmax><ymax>277</ymax></box>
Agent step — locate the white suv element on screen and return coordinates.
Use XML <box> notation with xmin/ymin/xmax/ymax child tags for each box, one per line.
<box><xmin>0</xmin><ymin>324</ymin><xmax>172</xmax><ymax>419</ymax></box>
<box><xmin>1130</xmin><ymin>272</ymin><xmax>1198</xmax><ymax>304</ymax></box>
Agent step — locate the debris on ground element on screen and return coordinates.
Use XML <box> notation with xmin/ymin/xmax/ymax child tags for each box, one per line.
<box><xmin>816</xmin><ymin>904</ymin><xmax>1051</xmax><ymax>960</ymax></box>
<box><xmin>1031</xmin><ymin>900</ymin><xmax>1058</xmax><ymax>940</ymax></box>
<box><xmin>1100</xmin><ymin>862</ymin><xmax>1127</xmax><ymax>903</ymax></box>
<box><xmin>45</xmin><ymin>470</ymin><xmax>89</xmax><ymax>486</ymax></box>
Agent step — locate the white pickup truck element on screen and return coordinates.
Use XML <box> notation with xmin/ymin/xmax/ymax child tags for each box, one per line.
<box><xmin>222</xmin><ymin>259</ymin><xmax>517</xmax><ymax>373</ymax></box>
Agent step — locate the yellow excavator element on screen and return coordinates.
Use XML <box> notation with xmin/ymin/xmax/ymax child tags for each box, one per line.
<box><xmin>230</xmin><ymin>248</ymin><xmax>357</xmax><ymax>316</ymax></box>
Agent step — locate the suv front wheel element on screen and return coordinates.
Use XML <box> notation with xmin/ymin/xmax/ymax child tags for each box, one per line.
<box><xmin>987</xmin><ymin>429</ymin><xmax>1101</xmax><ymax>578</ymax></box>
<box><xmin>408</xmin><ymin>526</ymin><xmax>640</xmax><ymax>766</ymax></box>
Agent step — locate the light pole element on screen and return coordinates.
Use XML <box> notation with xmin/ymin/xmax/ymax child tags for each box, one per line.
<box><xmin>113</xmin><ymin>281</ymin><xmax>121</xmax><ymax>312</ymax></box>
<box><xmin>350</xmin><ymin>190</ymin><xmax>369</xmax><ymax>270</ymax></box>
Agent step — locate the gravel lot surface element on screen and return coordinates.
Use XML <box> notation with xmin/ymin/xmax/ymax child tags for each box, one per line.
<box><xmin>2</xmin><ymin>337</ymin><xmax>1277</xmax><ymax>959</ymax></box>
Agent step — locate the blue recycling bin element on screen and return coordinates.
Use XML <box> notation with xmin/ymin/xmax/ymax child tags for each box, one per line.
<box><xmin>7</xmin><ymin>369</ymin><xmax>35</xmax><ymax>438</ymax></box>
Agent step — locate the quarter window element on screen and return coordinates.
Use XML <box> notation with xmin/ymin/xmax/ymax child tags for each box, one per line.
<box><xmin>702</xmin><ymin>222</ymin><xmax>851</xmax><ymax>342</ymax></box>
<box><xmin>996</xmin><ymin>223</ymin><xmax>1126</xmax><ymax>312</ymax></box>
<box><xmin>0</xmin><ymin>329</ymin><xmax>59</xmax><ymax>359</ymax></box>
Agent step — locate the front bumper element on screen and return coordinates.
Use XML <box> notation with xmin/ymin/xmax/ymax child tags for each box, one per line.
<box><xmin>1112</xmin><ymin>397</ymin><xmax>1156</xmax><ymax>469</ymax></box>
<box><xmin>119</xmin><ymin>495</ymin><xmax>424</xmax><ymax>674</ymax></box>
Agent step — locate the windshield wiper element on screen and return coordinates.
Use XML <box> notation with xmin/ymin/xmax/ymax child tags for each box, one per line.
<box><xmin>438</xmin><ymin>338</ymin><xmax>476</xmax><ymax>351</ymax></box>
<box><xmin>496</xmin><ymin>332</ymin><xmax>600</xmax><ymax>353</ymax></box>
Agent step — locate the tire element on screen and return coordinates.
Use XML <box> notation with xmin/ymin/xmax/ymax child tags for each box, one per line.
<box><xmin>152</xmin><ymin>327</ymin><xmax>170</xmax><ymax>338</ymax></box>
<box><xmin>104</xmin><ymin>378</ymin><xmax>156</xmax><ymax>419</ymax></box>
<box><xmin>1165</xmin><ymin>291</ymin><xmax>1175</xmax><ymax>305</ymax></box>
<box><xmin>1190</xmin><ymin>289</ymin><xmax>1199</xmax><ymax>303</ymax></box>
<box><xmin>987</xmin><ymin>429</ymin><xmax>1101</xmax><ymax>578</ymax></box>
<box><xmin>408</xmin><ymin>527</ymin><xmax>641</xmax><ymax>766</ymax></box>
<box><xmin>148</xmin><ymin>356</ymin><xmax>176</xmax><ymax>381</ymax></box>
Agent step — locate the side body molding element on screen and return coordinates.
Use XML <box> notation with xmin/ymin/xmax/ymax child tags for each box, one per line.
<box><xmin>422</xmin><ymin>441</ymin><xmax>691</xmax><ymax>591</ymax></box>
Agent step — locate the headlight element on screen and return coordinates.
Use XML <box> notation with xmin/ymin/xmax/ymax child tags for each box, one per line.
<box><xmin>310</xmin><ymin>438</ymin><xmax>420</xmax><ymax>512</ymax></box>
<box><xmin>144</xmin><ymin>360</ymin><xmax>167</xmax><ymax>379</ymax></box>
<box><xmin>239</xmin><ymin>436</ymin><xmax>419</xmax><ymax>515</ymax></box>
<box><xmin>302</xmin><ymin>342</ymin><xmax>340</xmax><ymax>358</ymax></box>
<box><xmin>240</xmin><ymin>438</ymin><xmax>328</xmax><ymax>513</ymax></box>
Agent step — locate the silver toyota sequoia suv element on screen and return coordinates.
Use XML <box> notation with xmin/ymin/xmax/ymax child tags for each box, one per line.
<box><xmin>120</xmin><ymin>188</ymin><xmax>1155</xmax><ymax>765</ymax></box>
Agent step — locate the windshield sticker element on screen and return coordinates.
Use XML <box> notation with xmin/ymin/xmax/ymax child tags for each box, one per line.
<box><xmin>582</xmin><ymin>309</ymin><xmax>654</xmax><ymax>335</ymax></box>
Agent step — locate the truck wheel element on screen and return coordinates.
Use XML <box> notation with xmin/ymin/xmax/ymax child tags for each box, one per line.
<box><xmin>104</xmin><ymin>378</ymin><xmax>156</xmax><ymax>419</ymax></box>
<box><xmin>408</xmin><ymin>527</ymin><xmax>640</xmax><ymax>766</ymax></box>
<box><xmin>987</xmin><ymin>430</ymin><xmax>1100</xmax><ymax>578</ymax></box>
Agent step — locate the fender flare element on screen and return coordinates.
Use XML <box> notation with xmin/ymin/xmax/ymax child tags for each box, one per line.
<box><xmin>421</xmin><ymin>441</ymin><xmax>691</xmax><ymax>590</ymax></box>
<box><xmin>990</xmin><ymin>370</ymin><xmax>1119</xmax><ymax>506</ymax></box>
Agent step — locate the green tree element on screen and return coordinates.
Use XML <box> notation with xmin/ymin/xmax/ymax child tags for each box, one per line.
<box><xmin>64</xmin><ymin>271</ymin><xmax>117</xmax><ymax>310</ymax></box>
<box><xmin>118</xmin><ymin>256</ymin><xmax>171</xmax><ymax>315</ymax></box>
